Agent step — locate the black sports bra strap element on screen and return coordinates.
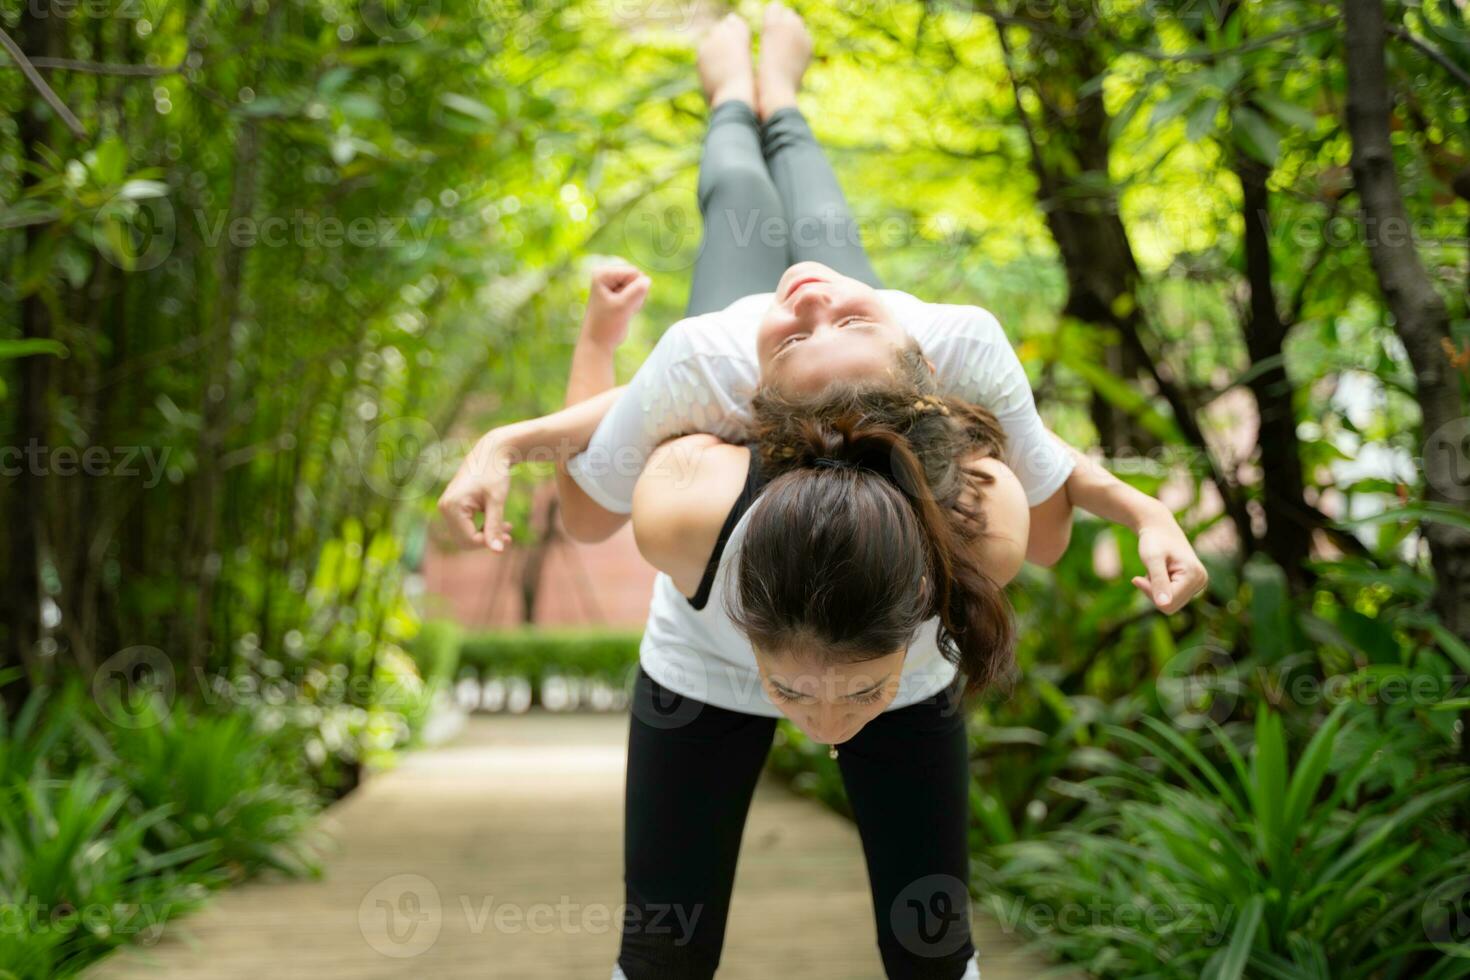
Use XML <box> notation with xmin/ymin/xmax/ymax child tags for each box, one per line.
<box><xmin>687</xmin><ymin>447</ymin><xmax>767</xmax><ymax>611</ymax></box>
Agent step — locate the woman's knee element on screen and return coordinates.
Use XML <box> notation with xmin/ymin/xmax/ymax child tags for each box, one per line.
<box><xmin>698</xmin><ymin>163</ymin><xmax>783</xmax><ymax>226</ymax></box>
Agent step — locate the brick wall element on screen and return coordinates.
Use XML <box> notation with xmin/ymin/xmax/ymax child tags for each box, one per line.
<box><xmin>421</xmin><ymin>496</ymin><xmax>658</xmax><ymax>630</ymax></box>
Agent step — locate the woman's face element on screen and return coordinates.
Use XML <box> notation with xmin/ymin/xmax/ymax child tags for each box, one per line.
<box><xmin>752</xmin><ymin>647</ymin><xmax>908</xmax><ymax>745</ymax></box>
<box><xmin>757</xmin><ymin>262</ymin><xmax>909</xmax><ymax>394</ymax></box>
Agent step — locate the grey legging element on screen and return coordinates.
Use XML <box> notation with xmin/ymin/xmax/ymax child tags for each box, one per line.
<box><xmin>686</xmin><ymin>100</ymin><xmax>880</xmax><ymax>316</ymax></box>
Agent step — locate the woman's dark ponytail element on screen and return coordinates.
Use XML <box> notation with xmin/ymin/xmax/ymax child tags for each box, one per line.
<box><xmin>729</xmin><ymin>346</ymin><xmax>1018</xmax><ymax>698</ymax></box>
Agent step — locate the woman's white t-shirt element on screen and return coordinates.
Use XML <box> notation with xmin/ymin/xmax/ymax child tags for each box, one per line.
<box><xmin>569</xmin><ymin>289</ymin><xmax>1073</xmax><ymax>716</ymax></box>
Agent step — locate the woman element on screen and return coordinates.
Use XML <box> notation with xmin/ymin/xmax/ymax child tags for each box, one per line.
<box><xmin>437</xmin><ymin>7</ymin><xmax>1207</xmax><ymax>977</ymax></box>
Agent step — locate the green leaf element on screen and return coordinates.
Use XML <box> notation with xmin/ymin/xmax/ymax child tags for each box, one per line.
<box><xmin>1333</xmin><ymin>502</ymin><xmax>1470</xmax><ymax>533</ymax></box>
<box><xmin>1232</xmin><ymin>106</ymin><xmax>1281</xmax><ymax>166</ymax></box>
<box><xmin>1245</xmin><ymin>557</ymin><xmax>1291</xmax><ymax>665</ymax></box>
<box><xmin>1109</xmin><ymin>86</ymin><xmax>1152</xmax><ymax>142</ymax></box>
<box><xmin>1211</xmin><ymin>894</ymin><xmax>1264</xmax><ymax>980</ymax></box>
<box><xmin>440</xmin><ymin>92</ymin><xmax>499</xmax><ymax>124</ymax></box>
<box><xmin>1056</xmin><ymin>331</ymin><xmax>1184</xmax><ymax>442</ymax></box>
<box><xmin>1253</xmin><ymin>93</ymin><xmax>1318</xmax><ymax>132</ymax></box>
<box><xmin>1251</xmin><ymin>709</ymin><xmax>1289</xmax><ymax>872</ymax></box>
<box><xmin>89</xmin><ymin>137</ymin><xmax>129</xmax><ymax>184</ymax></box>
<box><xmin>1151</xmin><ymin>88</ymin><xmax>1198</xmax><ymax>129</ymax></box>
<box><xmin>1283</xmin><ymin>700</ymin><xmax>1351</xmax><ymax>838</ymax></box>
<box><xmin>1187</xmin><ymin>98</ymin><xmax>1221</xmax><ymax>142</ymax></box>
<box><xmin>0</xmin><ymin>338</ymin><xmax>68</xmax><ymax>360</ymax></box>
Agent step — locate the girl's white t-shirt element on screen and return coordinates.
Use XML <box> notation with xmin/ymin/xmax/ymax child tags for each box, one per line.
<box><xmin>569</xmin><ymin>288</ymin><xmax>1073</xmax><ymax>716</ymax></box>
<box><xmin>567</xmin><ymin>288</ymin><xmax>1075</xmax><ymax>513</ymax></box>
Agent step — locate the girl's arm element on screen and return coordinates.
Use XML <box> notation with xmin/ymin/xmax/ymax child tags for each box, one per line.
<box><xmin>438</xmin><ymin>388</ymin><xmax>627</xmax><ymax>549</ymax></box>
<box><xmin>1027</xmin><ymin>475</ymin><xmax>1075</xmax><ymax>567</ymax></box>
<box><xmin>561</xmin><ymin>315</ymin><xmax>758</xmax><ymax>541</ymax></box>
<box><xmin>554</xmin><ymin>266</ymin><xmax>650</xmax><ymax>542</ymax></box>
<box><xmin>1038</xmin><ymin>437</ymin><xmax>1209</xmax><ymax>614</ymax></box>
<box><xmin>438</xmin><ymin>265</ymin><xmax>649</xmax><ymax>549</ymax></box>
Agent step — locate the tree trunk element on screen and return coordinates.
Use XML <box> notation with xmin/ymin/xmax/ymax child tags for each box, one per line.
<box><xmin>519</xmin><ymin>495</ymin><xmax>560</xmax><ymax>624</ymax></box>
<box><xmin>995</xmin><ymin>19</ymin><xmax>1256</xmax><ymax>552</ymax></box>
<box><xmin>1344</xmin><ymin>0</ymin><xmax>1470</xmax><ymax>648</ymax></box>
<box><xmin>3</xmin><ymin>7</ymin><xmax>60</xmax><ymax>709</ymax></box>
<box><xmin>1235</xmin><ymin>156</ymin><xmax>1318</xmax><ymax>591</ymax></box>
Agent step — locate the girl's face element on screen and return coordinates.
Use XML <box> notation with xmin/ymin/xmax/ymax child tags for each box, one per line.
<box><xmin>752</xmin><ymin>647</ymin><xmax>908</xmax><ymax>745</ymax></box>
<box><xmin>756</xmin><ymin>262</ymin><xmax>909</xmax><ymax>395</ymax></box>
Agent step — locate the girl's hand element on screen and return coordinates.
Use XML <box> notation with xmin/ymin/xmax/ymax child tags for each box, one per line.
<box><xmin>1131</xmin><ymin>516</ymin><xmax>1209</xmax><ymax>613</ymax></box>
<box><xmin>584</xmin><ymin>264</ymin><xmax>651</xmax><ymax>349</ymax></box>
<box><xmin>437</xmin><ymin>431</ymin><xmax>516</xmax><ymax>551</ymax></box>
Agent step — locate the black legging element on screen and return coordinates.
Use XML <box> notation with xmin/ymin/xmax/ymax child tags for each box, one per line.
<box><xmin>617</xmin><ymin>101</ymin><xmax>977</xmax><ymax>980</ymax></box>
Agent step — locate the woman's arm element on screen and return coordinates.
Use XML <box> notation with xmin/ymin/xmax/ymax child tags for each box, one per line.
<box><xmin>630</xmin><ymin>435</ymin><xmax>748</xmax><ymax>596</ymax></box>
<box><xmin>1027</xmin><ymin>479</ymin><xmax>1075</xmax><ymax>567</ymax></box>
<box><xmin>957</xmin><ymin>454</ymin><xmax>1030</xmax><ymax>587</ymax></box>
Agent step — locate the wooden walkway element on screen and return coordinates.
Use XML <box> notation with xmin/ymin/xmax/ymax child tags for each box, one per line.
<box><xmin>87</xmin><ymin>712</ymin><xmax>1077</xmax><ymax>979</ymax></box>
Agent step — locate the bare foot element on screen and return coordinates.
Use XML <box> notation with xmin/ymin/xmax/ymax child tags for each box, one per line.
<box><xmin>698</xmin><ymin>13</ymin><xmax>755</xmax><ymax>109</ymax></box>
<box><xmin>756</xmin><ymin>3</ymin><xmax>812</xmax><ymax>120</ymax></box>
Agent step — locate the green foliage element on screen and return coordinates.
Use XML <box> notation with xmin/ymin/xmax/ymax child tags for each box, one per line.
<box><xmin>986</xmin><ymin>702</ymin><xmax>1470</xmax><ymax>978</ymax></box>
<box><xmin>0</xmin><ymin>681</ymin><xmax>324</xmax><ymax>978</ymax></box>
<box><xmin>3</xmin><ymin>0</ymin><xmax>1469</xmax><ymax>976</ymax></box>
<box><xmin>410</xmin><ymin>619</ymin><xmax>463</xmax><ymax>691</ymax></box>
<box><xmin>100</xmin><ymin>703</ymin><xmax>325</xmax><ymax>880</ymax></box>
<box><xmin>0</xmin><ymin>768</ymin><xmax>214</xmax><ymax>980</ymax></box>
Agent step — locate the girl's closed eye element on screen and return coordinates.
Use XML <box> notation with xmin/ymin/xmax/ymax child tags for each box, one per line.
<box><xmin>848</xmin><ymin>687</ymin><xmax>885</xmax><ymax>705</ymax></box>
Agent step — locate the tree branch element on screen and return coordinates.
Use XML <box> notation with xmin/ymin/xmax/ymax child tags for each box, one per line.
<box><xmin>1386</xmin><ymin>23</ymin><xmax>1470</xmax><ymax>89</ymax></box>
<box><xmin>0</xmin><ymin>24</ymin><xmax>87</xmax><ymax>141</ymax></box>
<box><xmin>1124</xmin><ymin>20</ymin><xmax>1336</xmax><ymax>63</ymax></box>
<box><xmin>25</xmin><ymin>56</ymin><xmax>185</xmax><ymax>77</ymax></box>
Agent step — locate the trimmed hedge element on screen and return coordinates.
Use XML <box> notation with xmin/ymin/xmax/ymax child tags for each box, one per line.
<box><xmin>455</xmin><ymin>628</ymin><xmax>643</xmax><ymax>706</ymax></box>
